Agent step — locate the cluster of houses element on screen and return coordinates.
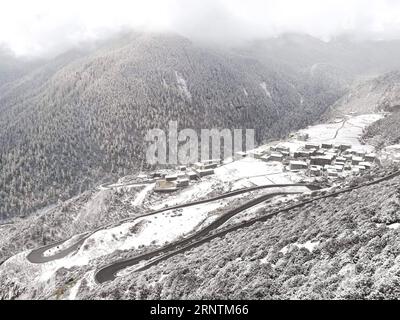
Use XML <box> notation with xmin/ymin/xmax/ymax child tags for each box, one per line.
<box><xmin>235</xmin><ymin>133</ymin><xmax>377</xmax><ymax>179</ymax></box>
<box><xmin>291</xmin><ymin>142</ymin><xmax>376</xmax><ymax>178</ymax></box>
<box><xmin>152</xmin><ymin>159</ymin><xmax>222</xmax><ymax>192</ymax></box>
<box><xmin>151</xmin><ymin>131</ymin><xmax>378</xmax><ymax>193</ymax></box>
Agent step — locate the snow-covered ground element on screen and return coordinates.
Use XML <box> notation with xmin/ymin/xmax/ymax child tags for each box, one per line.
<box><xmin>151</xmin><ymin>179</ymin><xmax>219</xmax><ymax>210</ymax></box>
<box><xmin>175</xmin><ymin>71</ymin><xmax>192</xmax><ymax>101</ymax></box>
<box><xmin>279</xmin><ymin>240</ymin><xmax>321</xmax><ymax>255</ymax></box>
<box><xmin>250</xmin><ymin>114</ymin><xmax>383</xmax><ymax>157</ymax></box>
<box><xmin>43</xmin><ymin>234</ymin><xmax>88</xmax><ymax>257</ymax></box>
<box><xmin>0</xmin><ymin>112</ymin><xmax>387</xmax><ymax>299</ymax></box>
<box><xmin>1</xmin><ymin>199</ymin><xmax>232</xmax><ymax>289</ymax></box>
<box><xmin>388</xmin><ymin>223</ymin><xmax>400</xmax><ymax>230</ymax></box>
<box><xmin>67</xmin><ymin>279</ymin><xmax>82</xmax><ymax>300</ymax></box>
<box><xmin>131</xmin><ymin>183</ymin><xmax>155</xmax><ymax>206</ymax></box>
<box><xmin>300</xmin><ymin>114</ymin><xmax>383</xmax><ymax>153</ymax></box>
<box><xmin>260</xmin><ymin>82</ymin><xmax>272</xmax><ymax>99</ymax></box>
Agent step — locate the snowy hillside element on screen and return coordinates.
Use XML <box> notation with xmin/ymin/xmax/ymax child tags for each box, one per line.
<box><xmin>0</xmin><ymin>111</ymin><xmax>394</xmax><ymax>300</ymax></box>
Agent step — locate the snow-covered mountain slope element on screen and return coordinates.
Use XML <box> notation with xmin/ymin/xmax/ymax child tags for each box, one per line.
<box><xmin>326</xmin><ymin>71</ymin><xmax>400</xmax><ymax>118</ymax></box>
<box><xmin>1</xmin><ymin>32</ymin><xmax>348</xmax><ymax>221</ymax></box>
<box><xmin>0</xmin><ymin>112</ymin><xmax>391</xmax><ymax>300</ymax></box>
<box><xmin>4</xmin><ymin>33</ymin><xmax>400</xmax><ymax>222</ymax></box>
<box><xmin>88</xmin><ymin>166</ymin><xmax>400</xmax><ymax>300</ymax></box>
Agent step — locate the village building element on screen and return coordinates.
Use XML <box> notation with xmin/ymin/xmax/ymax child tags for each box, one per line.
<box><xmin>359</xmin><ymin>162</ymin><xmax>372</xmax><ymax>169</ymax></box>
<box><xmin>176</xmin><ymin>179</ymin><xmax>190</xmax><ymax>187</ymax></box>
<box><xmin>289</xmin><ymin>160</ymin><xmax>308</xmax><ymax>170</ymax></box>
<box><xmin>335</xmin><ymin>157</ymin><xmax>347</xmax><ymax>164</ymax></box>
<box><xmin>334</xmin><ymin>164</ymin><xmax>344</xmax><ymax>172</ymax></box>
<box><xmin>343</xmin><ymin>154</ymin><xmax>353</xmax><ymax>160</ymax></box>
<box><xmin>351</xmin><ymin>167</ymin><xmax>360</xmax><ymax>174</ymax></box>
<box><xmin>234</xmin><ymin>151</ymin><xmax>248</xmax><ymax>160</ymax></box>
<box><xmin>202</xmin><ymin>159</ymin><xmax>223</xmax><ymax>165</ymax></box>
<box><xmin>154</xmin><ymin>180</ymin><xmax>178</xmax><ymax>193</ymax></box>
<box><xmin>364</xmin><ymin>153</ymin><xmax>377</xmax><ymax>162</ymax></box>
<box><xmin>262</xmin><ymin>153</ymin><xmax>284</xmax><ymax>162</ymax></box>
<box><xmin>198</xmin><ymin>169</ymin><xmax>215</xmax><ymax>177</ymax></box>
<box><xmin>193</xmin><ymin>161</ymin><xmax>218</xmax><ymax>170</ymax></box>
<box><xmin>311</xmin><ymin>165</ymin><xmax>323</xmax><ymax>170</ymax></box>
<box><xmin>310</xmin><ymin>166</ymin><xmax>322</xmax><ymax>176</ymax></box>
<box><xmin>275</xmin><ymin>146</ymin><xmax>290</xmax><ymax>153</ymax></box>
<box><xmin>344</xmin><ymin>164</ymin><xmax>352</xmax><ymax>171</ymax></box>
<box><xmin>187</xmin><ymin>171</ymin><xmax>200</xmax><ymax>180</ymax></box>
<box><xmin>249</xmin><ymin>150</ymin><xmax>266</xmax><ymax>159</ymax></box>
<box><xmin>193</xmin><ymin>162</ymin><xmax>204</xmax><ymax>170</ymax></box>
<box><xmin>294</xmin><ymin>150</ymin><xmax>313</xmax><ymax>158</ymax></box>
<box><xmin>322</xmin><ymin>143</ymin><xmax>333</xmax><ymax>149</ymax></box>
<box><xmin>353</xmin><ymin>151</ymin><xmax>366</xmax><ymax>158</ymax></box>
<box><xmin>311</xmin><ymin>155</ymin><xmax>334</xmax><ymax>166</ymax></box>
<box><xmin>297</xmin><ymin>148</ymin><xmax>318</xmax><ymax>157</ymax></box>
<box><xmin>203</xmin><ymin>163</ymin><xmax>218</xmax><ymax>170</ymax></box>
<box><xmin>354</xmin><ymin>165</ymin><xmax>366</xmax><ymax>171</ymax></box>
<box><xmin>314</xmin><ymin>149</ymin><xmax>326</xmax><ymax>156</ymax></box>
<box><xmin>165</xmin><ymin>174</ymin><xmax>178</xmax><ymax>181</ymax></box>
<box><xmin>331</xmin><ymin>148</ymin><xmax>341</xmax><ymax>155</ymax></box>
<box><xmin>151</xmin><ymin>172</ymin><xmax>163</xmax><ymax>178</ymax></box>
<box><xmin>327</xmin><ymin>169</ymin><xmax>339</xmax><ymax>177</ymax></box>
<box><xmin>305</xmin><ymin>143</ymin><xmax>320</xmax><ymax>150</ymax></box>
<box><xmin>339</xmin><ymin>144</ymin><xmax>352</xmax><ymax>151</ymax></box>
<box><xmin>352</xmin><ymin>156</ymin><xmax>364</xmax><ymax>165</ymax></box>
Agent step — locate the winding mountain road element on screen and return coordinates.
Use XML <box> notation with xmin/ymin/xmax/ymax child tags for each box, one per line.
<box><xmin>94</xmin><ymin>191</ymin><xmax>302</xmax><ymax>283</ymax></box>
<box><xmin>333</xmin><ymin>118</ymin><xmax>347</xmax><ymax>139</ymax></box>
<box><xmin>99</xmin><ymin>180</ymin><xmax>154</xmax><ymax>190</ymax></box>
<box><xmin>94</xmin><ymin>169</ymin><xmax>400</xmax><ymax>283</ymax></box>
<box><xmin>27</xmin><ymin>183</ymin><xmax>317</xmax><ymax>264</ymax></box>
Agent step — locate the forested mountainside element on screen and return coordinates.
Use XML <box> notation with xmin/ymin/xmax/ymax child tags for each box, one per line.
<box><xmin>2</xmin><ymin>33</ymin><xmax>400</xmax><ymax>219</ymax></box>
<box><xmin>326</xmin><ymin>71</ymin><xmax>400</xmax><ymax>118</ymax></box>
<box><xmin>0</xmin><ymin>186</ymin><xmax>137</xmax><ymax>261</ymax></box>
<box><xmin>244</xmin><ymin>34</ymin><xmax>400</xmax><ymax>76</ymax></box>
<box><xmin>84</xmin><ymin>165</ymin><xmax>400</xmax><ymax>300</ymax></box>
<box><xmin>0</xmin><ymin>33</ymin><xmax>349</xmax><ymax>219</ymax></box>
<box><xmin>363</xmin><ymin>109</ymin><xmax>400</xmax><ymax>149</ymax></box>
<box><xmin>246</xmin><ymin>35</ymin><xmax>400</xmax><ymax>121</ymax></box>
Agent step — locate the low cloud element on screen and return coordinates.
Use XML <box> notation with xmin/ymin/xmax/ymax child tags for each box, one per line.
<box><xmin>2</xmin><ymin>0</ymin><xmax>400</xmax><ymax>57</ymax></box>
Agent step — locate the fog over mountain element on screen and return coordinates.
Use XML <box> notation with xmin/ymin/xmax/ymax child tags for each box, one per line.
<box><xmin>2</xmin><ymin>0</ymin><xmax>400</xmax><ymax>57</ymax></box>
<box><xmin>2</xmin><ymin>31</ymin><xmax>400</xmax><ymax>220</ymax></box>
<box><xmin>3</xmin><ymin>0</ymin><xmax>400</xmax><ymax>302</ymax></box>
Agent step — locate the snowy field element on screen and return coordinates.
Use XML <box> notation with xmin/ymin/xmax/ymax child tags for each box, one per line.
<box><xmin>300</xmin><ymin>114</ymin><xmax>383</xmax><ymax>153</ymax></box>
<box><xmin>250</xmin><ymin>114</ymin><xmax>383</xmax><ymax>161</ymax></box>
<box><xmin>214</xmin><ymin>158</ymin><xmax>297</xmax><ymax>188</ymax></box>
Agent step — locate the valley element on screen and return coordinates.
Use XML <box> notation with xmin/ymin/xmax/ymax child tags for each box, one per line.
<box><xmin>1</xmin><ymin>108</ymin><xmax>398</xmax><ymax>299</ymax></box>
<box><xmin>2</xmin><ymin>32</ymin><xmax>400</xmax><ymax>301</ymax></box>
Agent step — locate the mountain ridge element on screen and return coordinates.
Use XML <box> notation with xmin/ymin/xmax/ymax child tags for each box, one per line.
<box><xmin>0</xmin><ymin>32</ymin><xmax>347</xmax><ymax>219</ymax></box>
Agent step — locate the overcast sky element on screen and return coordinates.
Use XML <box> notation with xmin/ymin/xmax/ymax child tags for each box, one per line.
<box><xmin>2</xmin><ymin>0</ymin><xmax>400</xmax><ymax>57</ymax></box>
